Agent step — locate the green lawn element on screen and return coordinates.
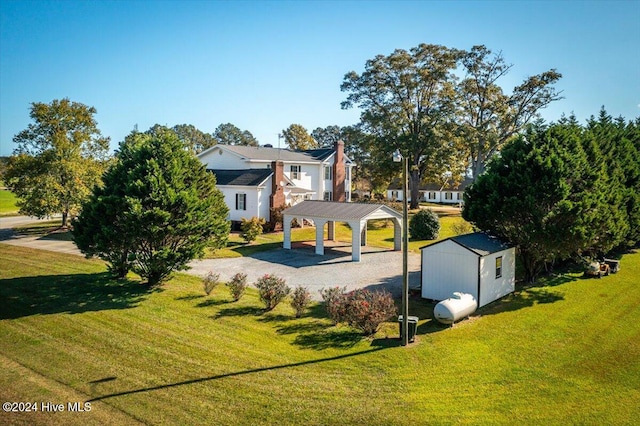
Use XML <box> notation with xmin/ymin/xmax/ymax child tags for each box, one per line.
<box><xmin>208</xmin><ymin>214</ymin><xmax>471</xmax><ymax>258</ymax></box>
<box><xmin>1</xmin><ymin>244</ymin><xmax>638</xmax><ymax>425</ymax></box>
<box><xmin>0</xmin><ymin>188</ymin><xmax>19</xmax><ymax>216</ymax></box>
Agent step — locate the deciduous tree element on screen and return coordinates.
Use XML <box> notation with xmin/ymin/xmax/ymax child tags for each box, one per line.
<box><xmin>457</xmin><ymin>45</ymin><xmax>563</xmax><ymax>179</ymax></box>
<box><xmin>5</xmin><ymin>98</ymin><xmax>110</xmax><ymax>227</ymax></box>
<box><xmin>341</xmin><ymin>44</ymin><xmax>465</xmax><ymax>208</ymax></box>
<box><xmin>282</xmin><ymin>124</ymin><xmax>318</xmax><ymax>150</ymax></box>
<box><xmin>213</xmin><ymin>123</ymin><xmax>259</xmax><ymax>146</ymax></box>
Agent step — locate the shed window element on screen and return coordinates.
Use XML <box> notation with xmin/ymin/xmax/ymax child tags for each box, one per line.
<box><xmin>445</xmin><ymin>192</ymin><xmax>453</xmax><ymax>200</ymax></box>
<box><xmin>495</xmin><ymin>256</ymin><xmax>503</xmax><ymax>279</ymax></box>
<box><xmin>323</xmin><ymin>191</ymin><xmax>332</xmax><ymax>201</ymax></box>
<box><xmin>428</xmin><ymin>191</ymin><xmax>436</xmax><ymax>200</ymax></box>
<box><xmin>236</xmin><ymin>193</ymin><xmax>246</xmax><ymax>211</ymax></box>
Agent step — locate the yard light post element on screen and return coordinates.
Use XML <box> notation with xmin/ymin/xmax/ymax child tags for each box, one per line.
<box><xmin>393</xmin><ymin>149</ymin><xmax>409</xmax><ymax>346</ymax></box>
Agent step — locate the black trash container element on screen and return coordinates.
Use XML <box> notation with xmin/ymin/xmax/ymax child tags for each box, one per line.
<box><xmin>398</xmin><ymin>315</ymin><xmax>419</xmax><ymax>343</ymax></box>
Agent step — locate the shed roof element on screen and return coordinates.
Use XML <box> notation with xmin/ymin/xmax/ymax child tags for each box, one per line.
<box><xmin>283</xmin><ymin>200</ymin><xmax>401</xmax><ymax>221</ymax></box>
<box><xmin>421</xmin><ymin>232</ymin><xmax>512</xmax><ymax>256</ymax></box>
<box><xmin>209</xmin><ymin>169</ymin><xmax>272</xmax><ymax>186</ymax></box>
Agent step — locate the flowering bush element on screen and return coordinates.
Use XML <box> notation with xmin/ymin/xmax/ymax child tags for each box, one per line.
<box><xmin>342</xmin><ymin>289</ymin><xmax>397</xmax><ymax>335</ymax></box>
<box><xmin>255</xmin><ymin>274</ymin><xmax>290</xmax><ymax>311</ymax></box>
<box><xmin>203</xmin><ymin>271</ymin><xmax>221</xmax><ymax>296</ymax></box>
<box><xmin>320</xmin><ymin>286</ymin><xmax>348</xmax><ymax>325</ymax></box>
<box><xmin>226</xmin><ymin>272</ymin><xmax>248</xmax><ymax>301</ymax></box>
<box><xmin>290</xmin><ymin>286</ymin><xmax>311</xmax><ymax>318</ymax></box>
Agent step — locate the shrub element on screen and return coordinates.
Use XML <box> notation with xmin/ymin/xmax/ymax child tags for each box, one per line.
<box><xmin>203</xmin><ymin>271</ymin><xmax>221</xmax><ymax>296</ymax></box>
<box><xmin>320</xmin><ymin>286</ymin><xmax>348</xmax><ymax>325</ymax></box>
<box><xmin>452</xmin><ymin>219</ymin><xmax>473</xmax><ymax>236</ymax></box>
<box><xmin>226</xmin><ymin>272</ymin><xmax>248</xmax><ymax>301</ymax></box>
<box><xmin>240</xmin><ymin>216</ymin><xmax>265</xmax><ymax>243</ymax></box>
<box><xmin>255</xmin><ymin>274</ymin><xmax>290</xmax><ymax>311</ymax></box>
<box><xmin>290</xmin><ymin>286</ymin><xmax>312</xmax><ymax>318</ymax></box>
<box><xmin>342</xmin><ymin>289</ymin><xmax>397</xmax><ymax>335</ymax></box>
<box><xmin>409</xmin><ymin>209</ymin><xmax>440</xmax><ymax>240</ymax></box>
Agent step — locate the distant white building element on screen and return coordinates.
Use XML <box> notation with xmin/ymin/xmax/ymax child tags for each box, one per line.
<box><xmin>420</xmin><ymin>232</ymin><xmax>515</xmax><ymax>308</ymax></box>
<box><xmin>387</xmin><ymin>177</ymin><xmax>473</xmax><ymax>204</ymax></box>
<box><xmin>197</xmin><ymin>141</ymin><xmax>354</xmax><ymax>224</ymax></box>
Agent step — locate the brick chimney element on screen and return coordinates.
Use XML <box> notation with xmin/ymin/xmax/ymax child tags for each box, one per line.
<box><xmin>270</xmin><ymin>160</ymin><xmax>285</xmax><ymax>212</ymax></box>
<box><xmin>333</xmin><ymin>140</ymin><xmax>346</xmax><ymax>202</ymax></box>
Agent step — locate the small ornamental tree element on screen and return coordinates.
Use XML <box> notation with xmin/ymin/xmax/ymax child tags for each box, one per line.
<box><xmin>255</xmin><ymin>274</ymin><xmax>290</xmax><ymax>311</ymax></box>
<box><xmin>409</xmin><ymin>209</ymin><xmax>440</xmax><ymax>240</ymax></box>
<box><xmin>203</xmin><ymin>272</ymin><xmax>221</xmax><ymax>296</ymax></box>
<box><xmin>241</xmin><ymin>217</ymin><xmax>265</xmax><ymax>243</ymax></box>
<box><xmin>290</xmin><ymin>286</ymin><xmax>312</xmax><ymax>318</ymax></box>
<box><xmin>342</xmin><ymin>289</ymin><xmax>397</xmax><ymax>335</ymax></box>
<box><xmin>73</xmin><ymin>129</ymin><xmax>230</xmax><ymax>286</ymax></box>
<box><xmin>226</xmin><ymin>272</ymin><xmax>248</xmax><ymax>301</ymax></box>
<box><xmin>320</xmin><ymin>286</ymin><xmax>348</xmax><ymax>325</ymax></box>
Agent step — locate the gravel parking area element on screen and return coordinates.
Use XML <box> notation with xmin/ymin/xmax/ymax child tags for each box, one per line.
<box><xmin>188</xmin><ymin>242</ymin><xmax>421</xmax><ymax>301</ymax></box>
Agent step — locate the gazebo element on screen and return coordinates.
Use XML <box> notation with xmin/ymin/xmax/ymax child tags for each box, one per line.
<box><xmin>282</xmin><ymin>201</ymin><xmax>403</xmax><ymax>261</ymax></box>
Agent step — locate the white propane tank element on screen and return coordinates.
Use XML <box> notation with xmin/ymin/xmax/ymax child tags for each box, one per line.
<box><xmin>433</xmin><ymin>292</ymin><xmax>478</xmax><ymax>325</ymax></box>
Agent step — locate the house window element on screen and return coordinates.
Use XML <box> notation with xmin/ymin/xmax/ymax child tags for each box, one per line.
<box><xmin>496</xmin><ymin>256</ymin><xmax>503</xmax><ymax>279</ymax></box>
<box><xmin>445</xmin><ymin>192</ymin><xmax>453</xmax><ymax>200</ymax></box>
<box><xmin>456</xmin><ymin>192</ymin><xmax>462</xmax><ymax>200</ymax></box>
<box><xmin>290</xmin><ymin>165</ymin><xmax>301</xmax><ymax>180</ymax></box>
<box><xmin>346</xmin><ymin>191</ymin><xmax>351</xmax><ymax>201</ymax></box>
<box><xmin>323</xmin><ymin>191</ymin><xmax>332</xmax><ymax>201</ymax></box>
<box><xmin>391</xmin><ymin>190</ymin><xmax>399</xmax><ymax>200</ymax></box>
<box><xmin>236</xmin><ymin>193</ymin><xmax>246</xmax><ymax>211</ymax></box>
<box><xmin>428</xmin><ymin>192</ymin><xmax>436</xmax><ymax>200</ymax></box>
<box><xmin>345</xmin><ymin>167</ymin><xmax>351</xmax><ymax>181</ymax></box>
<box><xmin>324</xmin><ymin>166</ymin><xmax>332</xmax><ymax>180</ymax></box>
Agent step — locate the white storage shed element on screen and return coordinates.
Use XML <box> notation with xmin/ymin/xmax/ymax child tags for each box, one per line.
<box><xmin>421</xmin><ymin>232</ymin><xmax>515</xmax><ymax>308</ymax></box>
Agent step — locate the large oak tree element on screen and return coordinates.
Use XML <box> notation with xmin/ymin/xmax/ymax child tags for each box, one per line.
<box><xmin>5</xmin><ymin>98</ymin><xmax>110</xmax><ymax>227</ymax></box>
<box><xmin>341</xmin><ymin>44</ymin><xmax>465</xmax><ymax>208</ymax></box>
<box><xmin>457</xmin><ymin>45</ymin><xmax>563</xmax><ymax>179</ymax></box>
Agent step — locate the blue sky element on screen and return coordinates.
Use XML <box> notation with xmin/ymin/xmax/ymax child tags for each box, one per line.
<box><xmin>1</xmin><ymin>0</ymin><xmax>639</xmax><ymax>156</ymax></box>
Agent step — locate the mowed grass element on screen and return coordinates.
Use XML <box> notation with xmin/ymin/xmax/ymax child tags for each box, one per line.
<box><xmin>0</xmin><ymin>188</ymin><xmax>19</xmax><ymax>216</ymax></box>
<box><xmin>1</xmin><ymin>244</ymin><xmax>639</xmax><ymax>425</ymax></box>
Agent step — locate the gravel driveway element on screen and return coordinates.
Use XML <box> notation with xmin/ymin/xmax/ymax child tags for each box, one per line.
<box><xmin>188</xmin><ymin>242</ymin><xmax>421</xmax><ymax>301</ymax></box>
<box><xmin>1</xmin><ymin>216</ymin><xmax>422</xmax><ymax>300</ymax></box>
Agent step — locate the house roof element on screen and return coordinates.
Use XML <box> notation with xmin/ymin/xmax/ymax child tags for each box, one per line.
<box><xmin>389</xmin><ymin>177</ymin><xmax>474</xmax><ymax>191</ymax></box>
<box><xmin>421</xmin><ymin>232</ymin><xmax>512</xmax><ymax>256</ymax></box>
<box><xmin>198</xmin><ymin>144</ymin><xmax>354</xmax><ymax>164</ymax></box>
<box><xmin>208</xmin><ymin>169</ymin><xmax>273</xmax><ymax>187</ymax></box>
<box><xmin>283</xmin><ymin>200</ymin><xmax>402</xmax><ymax>221</ymax></box>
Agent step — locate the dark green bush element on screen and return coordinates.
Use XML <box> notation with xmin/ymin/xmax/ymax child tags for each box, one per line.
<box><xmin>409</xmin><ymin>209</ymin><xmax>440</xmax><ymax>240</ymax></box>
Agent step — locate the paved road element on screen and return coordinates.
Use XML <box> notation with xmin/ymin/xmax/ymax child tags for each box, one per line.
<box><xmin>1</xmin><ymin>216</ymin><xmax>422</xmax><ymax>299</ymax></box>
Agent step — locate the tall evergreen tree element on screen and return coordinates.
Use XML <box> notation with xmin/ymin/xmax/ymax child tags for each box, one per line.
<box><xmin>73</xmin><ymin>129</ymin><xmax>230</xmax><ymax>286</ymax></box>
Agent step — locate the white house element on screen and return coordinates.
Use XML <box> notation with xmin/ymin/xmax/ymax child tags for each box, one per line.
<box><xmin>420</xmin><ymin>232</ymin><xmax>515</xmax><ymax>308</ymax></box>
<box><xmin>387</xmin><ymin>177</ymin><xmax>473</xmax><ymax>205</ymax></box>
<box><xmin>197</xmin><ymin>141</ymin><xmax>354</xmax><ymax>224</ymax></box>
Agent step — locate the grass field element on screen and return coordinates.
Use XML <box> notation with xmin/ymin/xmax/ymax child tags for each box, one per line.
<box><xmin>1</xmin><ymin>244</ymin><xmax>638</xmax><ymax>425</ymax></box>
<box><xmin>0</xmin><ymin>188</ymin><xmax>19</xmax><ymax>216</ymax></box>
<box><xmin>208</xmin><ymin>214</ymin><xmax>470</xmax><ymax>258</ymax></box>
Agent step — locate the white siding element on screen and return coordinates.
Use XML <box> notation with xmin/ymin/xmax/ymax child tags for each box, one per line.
<box><xmin>219</xmin><ymin>186</ymin><xmax>263</xmax><ymax>222</ymax></box>
<box><xmin>199</xmin><ymin>147</ymin><xmax>248</xmax><ymax>169</ymax></box>
<box><xmin>421</xmin><ymin>240</ymin><xmax>479</xmax><ymax>301</ymax></box>
<box><xmin>478</xmin><ymin>248</ymin><xmax>516</xmax><ymax>307</ymax></box>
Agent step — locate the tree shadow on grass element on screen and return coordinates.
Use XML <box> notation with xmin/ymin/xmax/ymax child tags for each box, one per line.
<box><xmin>292</xmin><ymin>328</ymin><xmax>363</xmax><ymax>350</ymax></box>
<box><xmin>212</xmin><ymin>306</ymin><xmax>264</xmax><ymax>319</ymax></box>
<box><xmin>0</xmin><ymin>272</ymin><xmax>153</xmax><ymax>319</ymax></box>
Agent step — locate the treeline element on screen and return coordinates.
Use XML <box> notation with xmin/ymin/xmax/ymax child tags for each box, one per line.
<box><xmin>463</xmin><ymin>109</ymin><xmax>640</xmax><ymax>283</ymax></box>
